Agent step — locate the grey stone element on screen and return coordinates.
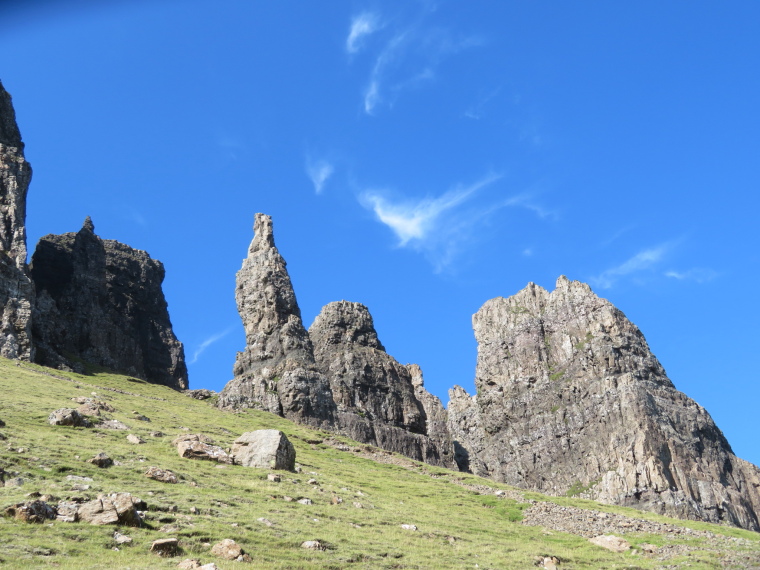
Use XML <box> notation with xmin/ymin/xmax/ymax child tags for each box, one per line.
<box><xmin>176</xmin><ymin>440</ymin><xmax>232</xmax><ymax>464</ymax></box>
<box><xmin>73</xmin><ymin>493</ymin><xmax>145</xmax><ymax>526</ymax></box>
<box><xmin>30</xmin><ymin>217</ymin><xmax>187</xmax><ymax>389</ymax></box>
<box><xmin>145</xmin><ymin>466</ymin><xmax>179</xmax><ymax>483</ymax></box>
<box><xmin>210</xmin><ymin>539</ymin><xmax>243</xmax><ymax>560</ymax></box>
<box><xmin>589</xmin><ymin>535</ymin><xmax>631</xmax><ymax>553</ymax></box>
<box><xmin>4</xmin><ymin>500</ymin><xmax>56</xmax><ymax>523</ymax></box>
<box><xmin>448</xmin><ymin>276</ymin><xmax>760</xmax><ymax>531</ymax></box>
<box><xmin>48</xmin><ymin>408</ymin><xmax>91</xmax><ymax>427</ymax></box>
<box><xmin>300</xmin><ymin>540</ymin><xmax>325</xmax><ymax>550</ymax></box>
<box><xmin>218</xmin><ymin>213</ymin><xmax>336</xmax><ymax>427</ymax></box>
<box><xmin>87</xmin><ymin>452</ymin><xmax>113</xmax><ymax>468</ymax></box>
<box><xmin>150</xmin><ymin>538</ymin><xmax>179</xmax><ymax>557</ymax></box>
<box><xmin>232</xmin><ymin>429</ymin><xmax>295</xmax><ymax>470</ymax></box>
<box><xmin>0</xmin><ymin>81</ymin><xmax>34</xmax><ymax>361</ymax></box>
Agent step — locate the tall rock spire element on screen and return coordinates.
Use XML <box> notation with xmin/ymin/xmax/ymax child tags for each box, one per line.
<box><xmin>448</xmin><ymin>276</ymin><xmax>760</xmax><ymax>530</ymax></box>
<box><xmin>218</xmin><ymin>214</ymin><xmax>336</xmax><ymax>427</ymax></box>
<box><xmin>0</xmin><ymin>81</ymin><xmax>34</xmax><ymax>359</ymax></box>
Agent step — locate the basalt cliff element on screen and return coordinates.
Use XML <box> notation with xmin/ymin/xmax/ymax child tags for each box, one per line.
<box><xmin>0</xmin><ymin>80</ymin><xmax>186</xmax><ymax>388</ymax></box>
<box><xmin>448</xmin><ymin>277</ymin><xmax>760</xmax><ymax>530</ymax></box>
<box><xmin>218</xmin><ymin>214</ymin><xmax>455</xmax><ymax>467</ymax></box>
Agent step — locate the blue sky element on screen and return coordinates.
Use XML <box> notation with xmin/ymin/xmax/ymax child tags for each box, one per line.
<box><xmin>2</xmin><ymin>1</ymin><xmax>759</xmax><ymax>466</ymax></box>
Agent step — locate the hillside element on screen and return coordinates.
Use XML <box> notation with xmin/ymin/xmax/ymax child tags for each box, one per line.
<box><xmin>1</xmin><ymin>358</ymin><xmax>759</xmax><ymax>569</ymax></box>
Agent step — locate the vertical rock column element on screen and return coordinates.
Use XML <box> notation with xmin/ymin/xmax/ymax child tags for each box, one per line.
<box><xmin>218</xmin><ymin>214</ymin><xmax>335</xmax><ymax>428</ymax></box>
<box><xmin>0</xmin><ymin>81</ymin><xmax>34</xmax><ymax>360</ymax></box>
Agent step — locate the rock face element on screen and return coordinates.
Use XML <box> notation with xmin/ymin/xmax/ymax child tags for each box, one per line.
<box><xmin>448</xmin><ymin>276</ymin><xmax>760</xmax><ymax>531</ymax></box>
<box><xmin>0</xmin><ymin>81</ymin><xmax>34</xmax><ymax>360</ymax></box>
<box><xmin>218</xmin><ymin>214</ymin><xmax>335</xmax><ymax>427</ymax></box>
<box><xmin>29</xmin><ymin>218</ymin><xmax>187</xmax><ymax>389</ymax></box>
<box><xmin>309</xmin><ymin>301</ymin><xmax>455</xmax><ymax>467</ymax></box>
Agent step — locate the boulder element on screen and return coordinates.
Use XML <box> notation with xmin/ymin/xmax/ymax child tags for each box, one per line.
<box><xmin>186</xmin><ymin>389</ymin><xmax>214</xmax><ymax>400</ymax></box>
<box><xmin>231</xmin><ymin>429</ymin><xmax>295</xmax><ymax>470</ymax></box>
<box><xmin>145</xmin><ymin>466</ymin><xmax>178</xmax><ymax>484</ymax></box>
<box><xmin>589</xmin><ymin>535</ymin><xmax>631</xmax><ymax>553</ymax></box>
<box><xmin>87</xmin><ymin>452</ymin><xmax>113</xmax><ymax>468</ymax></box>
<box><xmin>176</xmin><ymin>440</ymin><xmax>232</xmax><ymax>464</ymax></box>
<box><xmin>4</xmin><ymin>500</ymin><xmax>56</xmax><ymax>523</ymax></box>
<box><xmin>210</xmin><ymin>539</ymin><xmax>243</xmax><ymax>560</ymax></box>
<box><xmin>300</xmin><ymin>540</ymin><xmax>325</xmax><ymax>550</ymax></box>
<box><xmin>48</xmin><ymin>408</ymin><xmax>91</xmax><ymax>427</ymax></box>
<box><xmin>76</xmin><ymin>493</ymin><xmax>145</xmax><ymax>526</ymax></box>
<box><xmin>150</xmin><ymin>538</ymin><xmax>179</xmax><ymax>557</ymax></box>
<box><xmin>127</xmin><ymin>434</ymin><xmax>145</xmax><ymax>444</ymax></box>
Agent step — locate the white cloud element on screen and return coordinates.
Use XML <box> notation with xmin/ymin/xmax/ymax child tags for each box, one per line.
<box><xmin>360</xmin><ymin>174</ymin><xmax>499</xmax><ymax>246</ymax></box>
<box><xmin>665</xmin><ymin>268</ymin><xmax>717</xmax><ymax>283</ymax></box>
<box><xmin>346</xmin><ymin>12</ymin><xmax>380</xmax><ymax>54</ymax></box>
<box><xmin>305</xmin><ymin>158</ymin><xmax>334</xmax><ymax>195</ymax></box>
<box><xmin>590</xmin><ymin>243</ymin><xmax>672</xmax><ymax>289</ymax></box>
<box><xmin>190</xmin><ymin>328</ymin><xmax>232</xmax><ymax>364</ymax></box>
<box><xmin>501</xmin><ymin>193</ymin><xmax>559</xmax><ymax>221</ymax></box>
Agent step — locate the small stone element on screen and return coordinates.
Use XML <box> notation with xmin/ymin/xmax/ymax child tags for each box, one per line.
<box><xmin>87</xmin><ymin>452</ymin><xmax>113</xmax><ymax>468</ymax></box>
<box><xmin>331</xmin><ymin>496</ymin><xmax>343</xmax><ymax>504</ymax></box>
<box><xmin>307</xmin><ymin>478</ymin><xmax>318</xmax><ymax>485</ymax></box>
<box><xmin>151</xmin><ymin>431</ymin><xmax>165</xmax><ymax>437</ymax></box>
<box><xmin>352</xmin><ymin>502</ymin><xmax>363</xmax><ymax>509</ymax></box>
<box><xmin>113</xmin><ymin>531</ymin><xmax>133</xmax><ymax>544</ymax></box>
<box><xmin>257</xmin><ymin>517</ymin><xmax>274</xmax><ymax>526</ymax></box>
<box><xmin>210</xmin><ymin>539</ymin><xmax>244</xmax><ymax>560</ymax></box>
<box><xmin>177</xmin><ymin>559</ymin><xmax>201</xmax><ymax>569</ymax></box>
<box><xmin>589</xmin><ymin>535</ymin><xmax>631</xmax><ymax>553</ymax></box>
<box><xmin>145</xmin><ymin>466</ymin><xmax>179</xmax><ymax>483</ymax></box>
<box><xmin>189</xmin><ymin>506</ymin><xmax>200</xmax><ymax>514</ymax></box>
<box><xmin>301</xmin><ymin>540</ymin><xmax>325</xmax><ymax>551</ymax></box>
<box><xmin>5</xmin><ymin>477</ymin><xmax>24</xmax><ymax>487</ymax></box>
<box><xmin>297</xmin><ymin>498</ymin><xmax>313</xmax><ymax>505</ymax></box>
<box><xmin>150</xmin><ymin>538</ymin><xmax>179</xmax><ymax>557</ymax></box>
<box><xmin>638</xmin><ymin>543</ymin><xmax>658</xmax><ymax>554</ymax></box>
<box><xmin>127</xmin><ymin>434</ymin><xmax>145</xmax><ymax>444</ymax></box>
<box><xmin>401</xmin><ymin>524</ymin><xmax>417</xmax><ymax>531</ymax></box>
<box><xmin>49</xmin><ymin>408</ymin><xmax>91</xmax><ymax>427</ymax></box>
<box><xmin>71</xmin><ymin>484</ymin><xmax>90</xmax><ymax>491</ymax></box>
<box><xmin>294</xmin><ymin>465</ymin><xmax>302</xmax><ymax>473</ymax></box>
<box><xmin>283</xmin><ymin>496</ymin><xmax>294</xmax><ymax>502</ymax></box>
<box><xmin>267</xmin><ymin>473</ymin><xmax>281</xmax><ymax>482</ymax></box>
<box><xmin>4</xmin><ymin>500</ymin><xmax>56</xmax><ymax>523</ymax></box>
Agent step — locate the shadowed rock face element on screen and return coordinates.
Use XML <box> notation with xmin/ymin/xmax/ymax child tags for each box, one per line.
<box><xmin>309</xmin><ymin>301</ymin><xmax>455</xmax><ymax>467</ymax></box>
<box><xmin>30</xmin><ymin>218</ymin><xmax>187</xmax><ymax>389</ymax></box>
<box><xmin>218</xmin><ymin>214</ymin><xmax>336</xmax><ymax>427</ymax></box>
<box><xmin>0</xmin><ymin>81</ymin><xmax>34</xmax><ymax>360</ymax></box>
<box><xmin>448</xmin><ymin>276</ymin><xmax>760</xmax><ymax>531</ymax></box>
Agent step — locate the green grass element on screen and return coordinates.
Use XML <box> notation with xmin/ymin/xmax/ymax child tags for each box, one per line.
<box><xmin>0</xmin><ymin>357</ymin><xmax>758</xmax><ymax>569</ymax></box>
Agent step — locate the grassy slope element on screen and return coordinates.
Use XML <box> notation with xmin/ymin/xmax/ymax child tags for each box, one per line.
<box><xmin>0</xmin><ymin>357</ymin><xmax>758</xmax><ymax>569</ymax></box>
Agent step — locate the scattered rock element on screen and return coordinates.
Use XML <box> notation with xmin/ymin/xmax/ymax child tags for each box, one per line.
<box><xmin>301</xmin><ymin>540</ymin><xmax>325</xmax><ymax>551</ymax></box>
<box><xmin>210</xmin><ymin>539</ymin><xmax>244</xmax><ymax>560</ymax></box>
<box><xmin>331</xmin><ymin>496</ymin><xmax>343</xmax><ymax>504</ymax></box>
<box><xmin>297</xmin><ymin>498</ymin><xmax>313</xmax><ymax>505</ymax></box>
<box><xmin>150</xmin><ymin>537</ymin><xmax>179</xmax><ymax>557</ymax></box>
<box><xmin>638</xmin><ymin>543</ymin><xmax>659</xmax><ymax>554</ymax></box>
<box><xmin>132</xmin><ymin>412</ymin><xmax>151</xmax><ymax>422</ymax></box>
<box><xmin>589</xmin><ymin>535</ymin><xmax>631</xmax><ymax>553</ymax></box>
<box><xmin>98</xmin><ymin>419</ymin><xmax>129</xmax><ymax>430</ymax></box>
<box><xmin>87</xmin><ymin>452</ymin><xmax>113</xmax><ymax>468</ymax></box>
<box><xmin>535</xmin><ymin>555</ymin><xmax>561</xmax><ymax>569</ymax></box>
<box><xmin>4</xmin><ymin>500</ymin><xmax>56</xmax><ymax>523</ymax></box>
<box><xmin>401</xmin><ymin>524</ymin><xmax>418</xmax><ymax>531</ymax></box>
<box><xmin>231</xmin><ymin>429</ymin><xmax>296</xmax><ymax>470</ymax></box>
<box><xmin>145</xmin><ymin>466</ymin><xmax>179</xmax><ymax>484</ymax></box>
<box><xmin>176</xmin><ymin>438</ymin><xmax>232</xmax><ymax>464</ymax></box>
<box><xmin>151</xmin><ymin>431</ymin><xmax>165</xmax><ymax>437</ymax></box>
<box><xmin>352</xmin><ymin>502</ymin><xmax>363</xmax><ymax>509</ymax></box>
<box><xmin>307</xmin><ymin>478</ymin><xmax>318</xmax><ymax>485</ymax></box>
<box><xmin>5</xmin><ymin>476</ymin><xmax>24</xmax><ymax>487</ymax></box>
<box><xmin>65</xmin><ymin>475</ymin><xmax>93</xmax><ymax>482</ymax></box>
<box><xmin>127</xmin><ymin>434</ymin><xmax>145</xmax><ymax>444</ymax></box>
<box><xmin>283</xmin><ymin>496</ymin><xmax>294</xmax><ymax>502</ymax></box>
<box><xmin>267</xmin><ymin>473</ymin><xmax>281</xmax><ymax>482</ymax></box>
<box><xmin>76</xmin><ymin>493</ymin><xmax>146</xmax><ymax>526</ymax></box>
<box><xmin>48</xmin><ymin>408</ymin><xmax>91</xmax><ymax>427</ymax></box>
<box><xmin>177</xmin><ymin>559</ymin><xmax>201</xmax><ymax>569</ymax></box>
<box><xmin>257</xmin><ymin>517</ymin><xmax>274</xmax><ymax>526</ymax></box>
<box><xmin>186</xmin><ymin>389</ymin><xmax>214</xmax><ymax>400</ymax></box>
<box><xmin>113</xmin><ymin>531</ymin><xmax>133</xmax><ymax>544</ymax></box>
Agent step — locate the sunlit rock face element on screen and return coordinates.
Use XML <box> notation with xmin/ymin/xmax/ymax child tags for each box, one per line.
<box><xmin>218</xmin><ymin>213</ymin><xmax>336</xmax><ymax>428</ymax></box>
<box><xmin>309</xmin><ymin>301</ymin><xmax>455</xmax><ymax>468</ymax></box>
<box><xmin>0</xmin><ymin>81</ymin><xmax>34</xmax><ymax>360</ymax></box>
<box><xmin>448</xmin><ymin>276</ymin><xmax>760</xmax><ymax>531</ymax></box>
<box><xmin>30</xmin><ymin>218</ymin><xmax>188</xmax><ymax>390</ymax></box>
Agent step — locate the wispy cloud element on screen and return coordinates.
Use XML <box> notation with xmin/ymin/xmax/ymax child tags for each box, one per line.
<box><xmin>346</xmin><ymin>12</ymin><xmax>381</xmax><ymax>54</ymax></box>
<box><xmin>501</xmin><ymin>192</ymin><xmax>559</xmax><ymax>221</ymax></box>
<box><xmin>190</xmin><ymin>328</ymin><xmax>233</xmax><ymax>364</ymax></box>
<box><xmin>305</xmin><ymin>157</ymin><xmax>334</xmax><ymax>195</ymax></box>
<box><xmin>355</xmin><ymin>10</ymin><xmax>481</xmax><ymax>115</ymax></box>
<box><xmin>665</xmin><ymin>268</ymin><xmax>717</xmax><ymax>283</ymax></box>
<box><xmin>359</xmin><ymin>173</ymin><xmax>502</xmax><ymax>270</ymax></box>
<box><xmin>464</xmin><ymin>86</ymin><xmax>501</xmax><ymax>120</ymax></box>
<box><xmin>590</xmin><ymin>243</ymin><xmax>673</xmax><ymax>289</ymax></box>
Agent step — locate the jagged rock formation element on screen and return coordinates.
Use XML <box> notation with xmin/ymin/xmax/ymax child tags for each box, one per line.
<box><xmin>218</xmin><ymin>214</ymin><xmax>335</xmax><ymax>427</ymax></box>
<box><xmin>309</xmin><ymin>301</ymin><xmax>455</xmax><ymax>467</ymax></box>
<box><xmin>0</xmin><ymin>81</ymin><xmax>34</xmax><ymax>360</ymax></box>
<box><xmin>448</xmin><ymin>276</ymin><xmax>760</xmax><ymax>530</ymax></box>
<box><xmin>29</xmin><ymin>218</ymin><xmax>187</xmax><ymax>389</ymax></box>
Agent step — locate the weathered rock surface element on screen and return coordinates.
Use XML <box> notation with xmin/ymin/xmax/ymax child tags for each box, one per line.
<box><xmin>30</xmin><ymin>217</ymin><xmax>187</xmax><ymax>389</ymax></box>
<box><xmin>4</xmin><ymin>500</ymin><xmax>56</xmax><ymax>523</ymax></box>
<box><xmin>309</xmin><ymin>301</ymin><xmax>455</xmax><ymax>467</ymax></box>
<box><xmin>145</xmin><ymin>466</ymin><xmax>178</xmax><ymax>483</ymax></box>
<box><xmin>48</xmin><ymin>408</ymin><xmax>91</xmax><ymax>428</ymax></box>
<box><xmin>174</xmin><ymin>434</ymin><xmax>232</xmax><ymax>464</ymax></box>
<box><xmin>218</xmin><ymin>214</ymin><xmax>335</xmax><ymax>427</ymax></box>
<box><xmin>231</xmin><ymin>429</ymin><xmax>295</xmax><ymax>470</ymax></box>
<box><xmin>0</xmin><ymin>81</ymin><xmax>34</xmax><ymax>360</ymax></box>
<box><xmin>73</xmin><ymin>493</ymin><xmax>146</xmax><ymax>526</ymax></box>
<box><xmin>448</xmin><ymin>276</ymin><xmax>760</xmax><ymax>530</ymax></box>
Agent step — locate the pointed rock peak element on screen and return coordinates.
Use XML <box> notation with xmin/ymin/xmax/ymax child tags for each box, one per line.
<box><xmin>554</xmin><ymin>274</ymin><xmax>592</xmax><ymax>295</ymax></box>
<box><xmin>309</xmin><ymin>301</ymin><xmax>385</xmax><ymax>351</ymax></box>
<box><xmin>81</xmin><ymin>216</ymin><xmax>95</xmax><ymax>234</ymax></box>
<box><xmin>252</xmin><ymin>213</ymin><xmax>275</xmax><ymax>251</ymax></box>
<box><xmin>407</xmin><ymin>363</ymin><xmax>424</xmax><ymax>388</ymax></box>
<box><xmin>0</xmin><ymin>80</ymin><xmax>23</xmax><ymax>148</ymax></box>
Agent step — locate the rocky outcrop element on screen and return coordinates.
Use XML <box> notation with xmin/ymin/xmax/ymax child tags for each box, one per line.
<box><xmin>218</xmin><ymin>214</ymin><xmax>335</xmax><ymax>427</ymax></box>
<box><xmin>0</xmin><ymin>81</ymin><xmax>34</xmax><ymax>360</ymax></box>
<box><xmin>448</xmin><ymin>276</ymin><xmax>760</xmax><ymax>530</ymax></box>
<box><xmin>29</xmin><ymin>218</ymin><xmax>187</xmax><ymax>389</ymax></box>
<box><xmin>309</xmin><ymin>301</ymin><xmax>455</xmax><ymax>467</ymax></box>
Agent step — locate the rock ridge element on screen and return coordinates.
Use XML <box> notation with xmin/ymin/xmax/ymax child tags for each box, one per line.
<box><xmin>448</xmin><ymin>275</ymin><xmax>760</xmax><ymax>530</ymax></box>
